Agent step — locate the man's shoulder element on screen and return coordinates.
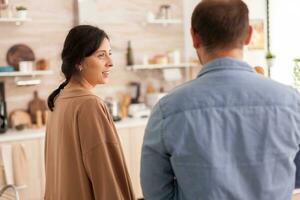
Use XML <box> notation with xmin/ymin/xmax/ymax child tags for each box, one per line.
<box><xmin>158</xmin><ymin>75</ymin><xmax>300</xmax><ymax>118</ymax></box>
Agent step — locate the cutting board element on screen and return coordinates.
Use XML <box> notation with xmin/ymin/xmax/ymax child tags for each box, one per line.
<box><xmin>28</xmin><ymin>91</ymin><xmax>47</xmax><ymax>124</ymax></box>
<box><xmin>6</xmin><ymin>44</ymin><xmax>35</xmax><ymax>70</ymax></box>
<box><xmin>9</xmin><ymin>110</ymin><xmax>32</xmax><ymax>129</ymax></box>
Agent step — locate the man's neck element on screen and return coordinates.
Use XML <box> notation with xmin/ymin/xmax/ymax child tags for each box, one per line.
<box><xmin>198</xmin><ymin>48</ymin><xmax>244</xmax><ymax>65</ymax></box>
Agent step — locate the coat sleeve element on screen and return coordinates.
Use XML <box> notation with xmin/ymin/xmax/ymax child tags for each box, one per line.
<box><xmin>78</xmin><ymin>98</ymin><xmax>135</xmax><ymax>200</ymax></box>
<box><xmin>140</xmin><ymin>102</ymin><xmax>178</xmax><ymax>200</ymax></box>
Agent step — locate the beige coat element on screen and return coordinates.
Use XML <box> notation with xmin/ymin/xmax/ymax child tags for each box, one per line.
<box><xmin>45</xmin><ymin>88</ymin><xmax>135</xmax><ymax>200</ymax></box>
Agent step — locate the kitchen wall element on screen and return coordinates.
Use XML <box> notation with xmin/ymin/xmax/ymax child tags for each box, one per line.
<box><xmin>0</xmin><ymin>0</ymin><xmax>187</xmax><ymax>115</ymax></box>
<box><xmin>0</xmin><ymin>0</ymin><xmax>74</xmax><ymax>114</ymax></box>
<box><xmin>269</xmin><ymin>0</ymin><xmax>300</xmax><ymax>85</ymax></box>
<box><xmin>2</xmin><ymin>0</ymin><xmax>295</xmax><ymax>115</ymax></box>
<box><xmin>183</xmin><ymin>0</ymin><xmax>267</xmax><ymax>68</ymax></box>
<box><xmin>77</xmin><ymin>0</ymin><xmax>189</xmax><ymax>97</ymax></box>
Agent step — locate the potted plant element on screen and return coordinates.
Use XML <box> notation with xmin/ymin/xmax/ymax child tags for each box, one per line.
<box><xmin>293</xmin><ymin>58</ymin><xmax>300</xmax><ymax>90</ymax></box>
<box><xmin>265</xmin><ymin>52</ymin><xmax>276</xmax><ymax>77</ymax></box>
<box><xmin>16</xmin><ymin>6</ymin><xmax>27</xmax><ymax>19</ymax></box>
<box><xmin>265</xmin><ymin>52</ymin><xmax>276</xmax><ymax>76</ymax></box>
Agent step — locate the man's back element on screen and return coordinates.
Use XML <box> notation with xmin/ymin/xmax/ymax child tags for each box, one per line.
<box><xmin>141</xmin><ymin>57</ymin><xmax>300</xmax><ymax>200</ymax></box>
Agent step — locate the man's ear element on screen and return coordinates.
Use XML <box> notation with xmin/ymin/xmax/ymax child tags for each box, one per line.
<box><xmin>244</xmin><ymin>25</ymin><xmax>253</xmax><ymax>45</ymax></box>
<box><xmin>191</xmin><ymin>28</ymin><xmax>201</xmax><ymax>48</ymax></box>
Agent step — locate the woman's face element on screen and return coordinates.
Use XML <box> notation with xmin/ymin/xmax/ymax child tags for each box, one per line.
<box><xmin>80</xmin><ymin>38</ymin><xmax>113</xmax><ymax>86</ymax></box>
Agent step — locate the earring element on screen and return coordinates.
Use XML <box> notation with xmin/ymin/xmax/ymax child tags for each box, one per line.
<box><xmin>78</xmin><ymin>66</ymin><xmax>83</xmax><ymax>72</ymax></box>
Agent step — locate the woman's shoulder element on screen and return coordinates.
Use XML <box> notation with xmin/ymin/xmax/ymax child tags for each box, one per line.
<box><xmin>78</xmin><ymin>95</ymin><xmax>107</xmax><ymax>112</ymax></box>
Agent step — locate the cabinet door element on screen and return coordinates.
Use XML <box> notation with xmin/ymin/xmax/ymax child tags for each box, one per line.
<box><xmin>19</xmin><ymin>139</ymin><xmax>44</xmax><ymax>200</ymax></box>
<box><xmin>39</xmin><ymin>138</ymin><xmax>46</xmax><ymax>198</ymax></box>
<box><xmin>117</xmin><ymin>128</ymin><xmax>132</xmax><ymax>172</ymax></box>
<box><xmin>117</xmin><ymin>126</ymin><xmax>146</xmax><ymax>199</ymax></box>
<box><xmin>128</xmin><ymin>126</ymin><xmax>146</xmax><ymax>199</ymax></box>
<box><xmin>0</xmin><ymin>138</ymin><xmax>45</xmax><ymax>200</ymax></box>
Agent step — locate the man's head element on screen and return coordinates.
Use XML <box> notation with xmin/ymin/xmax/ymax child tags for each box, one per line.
<box><xmin>191</xmin><ymin>0</ymin><xmax>252</xmax><ymax>63</ymax></box>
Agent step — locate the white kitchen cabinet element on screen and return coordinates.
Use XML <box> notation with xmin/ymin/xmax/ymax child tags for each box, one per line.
<box><xmin>0</xmin><ymin>138</ymin><xmax>45</xmax><ymax>200</ymax></box>
<box><xmin>118</xmin><ymin>126</ymin><xmax>146</xmax><ymax>199</ymax></box>
<box><xmin>0</xmin><ymin>121</ymin><xmax>147</xmax><ymax>200</ymax></box>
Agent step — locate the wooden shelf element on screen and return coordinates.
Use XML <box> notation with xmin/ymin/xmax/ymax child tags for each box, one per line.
<box><xmin>0</xmin><ymin>17</ymin><xmax>32</xmax><ymax>25</ymax></box>
<box><xmin>126</xmin><ymin>63</ymin><xmax>199</xmax><ymax>70</ymax></box>
<box><xmin>147</xmin><ymin>18</ymin><xmax>182</xmax><ymax>25</ymax></box>
<box><xmin>0</xmin><ymin>70</ymin><xmax>53</xmax><ymax>77</ymax></box>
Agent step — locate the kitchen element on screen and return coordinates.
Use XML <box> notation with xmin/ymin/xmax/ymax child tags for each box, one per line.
<box><xmin>0</xmin><ymin>0</ymin><xmax>300</xmax><ymax>199</ymax></box>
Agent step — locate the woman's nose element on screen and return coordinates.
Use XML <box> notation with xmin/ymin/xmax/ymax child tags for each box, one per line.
<box><xmin>107</xmin><ymin>56</ymin><xmax>113</xmax><ymax>68</ymax></box>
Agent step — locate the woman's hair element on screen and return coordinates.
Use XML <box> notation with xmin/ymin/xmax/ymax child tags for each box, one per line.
<box><xmin>47</xmin><ymin>25</ymin><xmax>109</xmax><ymax>111</ymax></box>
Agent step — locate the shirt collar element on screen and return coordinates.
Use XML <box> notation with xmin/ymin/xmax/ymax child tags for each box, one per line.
<box><xmin>197</xmin><ymin>57</ymin><xmax>254</xmax><ymax>78</ymax></box>
<box><xmin>58</xmin><ymin>87</ymin><xmax>94</xmax><ymax>99</ymax></box>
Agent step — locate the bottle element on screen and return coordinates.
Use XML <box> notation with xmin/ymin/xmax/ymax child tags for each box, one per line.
<box><xmin>0</xmin><ymin>82</ymin><xmax>7</xmax><ymax>134</ymax></box>
<box><xmin>126</xmin><ymin>41</ymin><xmax>134</xmax><ymax>66</ymax></box>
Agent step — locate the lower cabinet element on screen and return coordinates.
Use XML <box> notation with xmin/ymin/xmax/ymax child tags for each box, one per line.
<box><xmin>118</xmin><ymin>126</ymin><xmax>146</xmax><ymax>199</ymax></box>
<box><xmin>0</xmin><ymin>138</ymin><xmax>45</xmax><ymax>200</ymax></box>
<box><xmin>0</xmin><ymin>125</ymin><xmax>146</xmax><ymax>200</ymax></box>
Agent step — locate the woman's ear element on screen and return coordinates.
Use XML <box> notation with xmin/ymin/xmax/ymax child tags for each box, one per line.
<box><xmin>76</xmin><ymin>63</ymin><xmax>83</xmax><ymax>72</ymax></box>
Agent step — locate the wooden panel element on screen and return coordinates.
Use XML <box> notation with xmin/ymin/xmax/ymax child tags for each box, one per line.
<box><xmin>117</xmin><ymin>127</ymin><xmax>132</xmax><ymax>171</ymax></box>
<box><xmin>117</xmin><ymin>126</ymin><xmax>146</xmax><ymax>199</ymax></box>
<box><xmin>128</xmin><ymin>126</ymin><xmax>145</xmax><ymax>199</ymax></box>
<box><xmin>0</xmin><ymin>138</ymin><xmax>45</xmax><ymax>200</ymax></box>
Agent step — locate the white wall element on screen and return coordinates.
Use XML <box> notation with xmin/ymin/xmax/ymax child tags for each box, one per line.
<box><xmin>269</xmin><ymin>0</ymin><xmax>300</xmax><ymax>85</ymax></box>
<box><xmin>243</xmin><ymin>0</ymin><xmax>267</xmax><ymax>68</ymax></box>
<box><xmin>183</xmin><ymin>0</ymin><xmax>266</xmax><ymax>66</ymax></box>
<box><xmin>183</xmin><ymin>0</ymin><xmax>300</xmax><ymax>86</ymax></box>
<box><xmin>183</xmin><ymin>0</ymin><xmax>199</xmax><ymax>62</ymax></box>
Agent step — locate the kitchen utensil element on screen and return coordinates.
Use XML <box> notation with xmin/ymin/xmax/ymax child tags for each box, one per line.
<box><xmin>105</xmin><ymin>97</ymin><xmax>121</xmax><ymax>122</ymax></box>
<box><xmin>117</xmin><ymin>92</ymin><xmax>131</xmax><ymax>118</ymax></box>
<box><xmin>35</xmin><ymin>59</ymin><xmax>49</xmax><ymax>70</ymax></box>
<box><xmin>9</xmin><ymin>110</ymin><xmax>32</xmax><ymax>129</ymax></box>
<box><xmin>0</xmin><ymin>65</ymin><xmax>15</xmax><ymax>72</ymax></box>
<box><xmin>0</xmin><ymin>82</ymin><xmax>7</xmax><ymax>133</ymax></box>
<box><xmin>128</xmin><ymin>82</ymin><xmax>140</xmax><ymax>104</ymax></box>
<box><xmin>27</xmin><ymin>91</ymin><xmax>47</xmax><ymax>124</ymax></box>
<box><xmin>145</xmin><ymin>93</ymin><xmax>167</xmax><ymax>108</ymax></box>
<box><xmin>128</xmin><ymin>103</ymin><xmax>150</xmax><ymax>118</ymax></box>
<box><xmin>6</xmin><ymin>44</ymin><xmax>35</xmax><ymax>71</ymax></box>
<box><xmin>19</xmin><ymin>61</ymin><xmax>33</xmax><ymax>72</ymax></box>
<box><xmin>157</xmin><ymin>4</ymin><xmax>171</xmax><ymax>19</ymax></box>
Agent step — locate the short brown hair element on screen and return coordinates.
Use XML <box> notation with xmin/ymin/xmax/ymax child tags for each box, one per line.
<box><xmin>191</xmin><ymin>0</ymin><xmax>249</xmax><ymax>51</ymax></box>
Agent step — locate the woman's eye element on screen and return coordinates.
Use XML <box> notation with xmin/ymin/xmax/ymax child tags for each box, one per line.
<box><xmin>98</xmin><ymin>53</ymin><xmax>105</xmax><ymax>58</ymax></box>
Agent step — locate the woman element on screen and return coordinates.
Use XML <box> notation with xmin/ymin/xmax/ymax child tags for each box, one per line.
<box><xmin>45</xmin><ymin>25</ymin><xmax>135</xmax><ymax>200</ymax></box>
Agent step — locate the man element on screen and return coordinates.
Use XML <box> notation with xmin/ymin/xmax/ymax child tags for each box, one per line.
<box><xmin>140</xmin><ymin>0</ymin><xmax>300</xmax><ymax>199</ymax></box>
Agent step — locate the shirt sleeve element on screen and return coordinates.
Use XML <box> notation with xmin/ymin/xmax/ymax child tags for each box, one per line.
<box><xmin>78</xmin><ymin>98</ymin><xmax>135</xmax><ymax>200</ymax></box>
<box><xmin>140</xmin><ymin>102</ymin><xmax>178</xmax><ymax>200</ymax></box>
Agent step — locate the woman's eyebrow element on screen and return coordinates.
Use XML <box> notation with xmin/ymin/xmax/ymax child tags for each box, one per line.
<box><xmin>96</xmin><ymin>50</ymin><xmax>106</xmax><ymax>53</ymax></box>
<box><xmin>96</xmin><ymin>49</ymin><xmax>111</xmax><ymax>53</ymax></box>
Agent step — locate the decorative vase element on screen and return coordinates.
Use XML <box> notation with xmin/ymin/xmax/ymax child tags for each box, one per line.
<box><xmin>266</xmin><ymin>58</ymin><xmax>275</xmax><ymax>77</ymax></box>
<box><xmin>16</xmin><ymin>10</ymin><xmax>27</xmax><ymax>19</ymax></box>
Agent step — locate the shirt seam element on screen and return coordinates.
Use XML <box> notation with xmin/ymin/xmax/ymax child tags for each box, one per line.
<box><xmin>163</xmin><ymin>104</ymin><xmax>300</xmax><ymax>119</ymax></box>
<box><xmin>158</xmin><ymin>102</ymin><xmax>171</xmax><ymax>154</ymax></box>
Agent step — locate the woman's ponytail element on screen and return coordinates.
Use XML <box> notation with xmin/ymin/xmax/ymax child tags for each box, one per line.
<box><xmin>47</xmin><ymin>78</ymin><xmax>70</xmax><ymax>111</ymax></box>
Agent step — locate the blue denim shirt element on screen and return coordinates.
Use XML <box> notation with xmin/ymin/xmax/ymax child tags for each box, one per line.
<box><xmin>141</xmin><ymin>57</ymin><xmax>300</xmax><ymax>200</ymax></box>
